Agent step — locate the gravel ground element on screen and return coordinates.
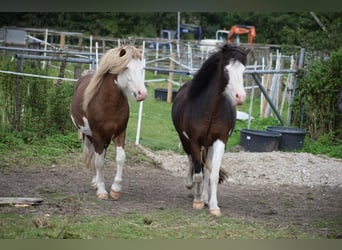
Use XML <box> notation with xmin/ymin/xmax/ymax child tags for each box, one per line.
<box><xmin>147</xmin><ymin>149</ymin><xmax>342</xmax><ymax>188</ymax></box>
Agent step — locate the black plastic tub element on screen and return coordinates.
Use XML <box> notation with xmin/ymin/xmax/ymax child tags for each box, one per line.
<box><xmin>154</xmin><ymin>88</ymin><xmax>178</xmax><ymax>102</ymax></box>
<box><xmin>266</xmin><ymin>126</ymin><xmax>307</xmax><ymax>151</ymax></box>
<box><xmin>240</xmin><ymin>129</ymin><xmax>282</xmax><ymax>152</ymax></box>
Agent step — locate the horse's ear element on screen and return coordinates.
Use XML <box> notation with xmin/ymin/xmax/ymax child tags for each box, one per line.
<box><xmin>222</xmin><ymin>44</ymin><xmax>230</xmax><ymax>50</ymax></box>
<box><xmin>119</xmin><ymin>48</ymin><xmax>126</xmax><ymax>57</ymax></box>
<box><xmin>244</xmin><ymin>48</ymin><xmax>251</xmax><ymax>55</ymax></box>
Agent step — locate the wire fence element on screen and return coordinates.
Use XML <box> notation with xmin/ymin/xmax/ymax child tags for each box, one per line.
<box><xmin>0</xmin><ymin>41</ymin><xmax>304</xmax><ymax>137</ymax></box>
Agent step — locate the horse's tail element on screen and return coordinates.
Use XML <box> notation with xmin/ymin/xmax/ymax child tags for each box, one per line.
<box><xmin>218</xmin><ymin>168</ymin><xmax>229</xmax><ymax>184</ymax></box>
<box><xmin>201</xmin><ymin>148</ymin><xmax>229</xmax><ymax>184</ymax></box>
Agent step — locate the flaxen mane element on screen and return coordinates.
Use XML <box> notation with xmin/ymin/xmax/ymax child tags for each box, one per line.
<box><xmin>82</xmin><ymin>45</ymin><xmax>142</xmax><ymax>111</ymax></box>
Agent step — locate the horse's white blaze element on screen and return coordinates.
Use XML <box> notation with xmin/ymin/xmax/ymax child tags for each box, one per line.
<box><xmin>208</xmin><ymin>139</ymin><xmax>225</xmax><ymax>211</ymax></box>
<box><xmin>223</xmin><ymin>60</ymin><xmax>246</xmax><ymax>105</ymax></box>
<box><xmin>111</xmin><ymin>146</ymin><xmax>126</xmax><ymax>193</ymax></box>
<box><xmin>117</xmin><ymin>59</ymin><xmax>147</xmax><ymax>101</ymax></box>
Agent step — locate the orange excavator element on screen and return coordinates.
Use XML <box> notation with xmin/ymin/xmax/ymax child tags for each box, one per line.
<box><xmin>227</xmin><ymin>25</ymin><xmax>256</xmax><ymax>44</ymax></box>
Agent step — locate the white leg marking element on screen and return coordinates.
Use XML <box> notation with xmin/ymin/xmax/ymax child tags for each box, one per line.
<box><xmin>208</xmin><ymin>140</ymin><xmax>225</xmax><ymax>212</ymax></box>
<box><xmin>192</xmin><ymin>171</ymin><xmax>204</xmax><ymax>210</ymax></box>
<box><xmin>202</xmin><ymin>146</ymin><xmax>213</xmax><ymax>205</ymax></box>
<box><xmin>111</xmin><ymin>146</ymin><xmax>126</xmax><ymax>193</ymax></box>
<box><xmin>94</xmin><ymin>151</ymin><xmax>107</xmax><ymax>197</ymax></box>
<box><xmin>185</xmin><ymin>155</ymin><xmax>194</xmax><ymax>189</ymax></box>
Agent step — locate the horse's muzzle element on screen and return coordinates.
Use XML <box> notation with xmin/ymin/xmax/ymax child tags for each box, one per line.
<box><xmin>235</xmin><ymin>90</ymin><xmax>246</xmax><ymax>105</ymax></box>
<box><xmin>134</xmin><ymin>89</ymin><xmax>148</xmax><ymax>102</ymax></box>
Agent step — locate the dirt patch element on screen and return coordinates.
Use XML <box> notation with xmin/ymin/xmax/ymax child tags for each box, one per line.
<box><xmin>1</xmin><ymin>145</ymin><xmax>341</xmax><ymax>237</ymax></box>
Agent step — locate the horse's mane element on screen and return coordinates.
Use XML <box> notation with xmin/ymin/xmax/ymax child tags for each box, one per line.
<box><xmin>188</xmin><ymin>44</ymin><xmax>248</xmax><ymax>99</ymax></box>
<box><xmin>82</xmin><ymin>45</ymin><xmax>142</xmax><ymax>111</ymax></box>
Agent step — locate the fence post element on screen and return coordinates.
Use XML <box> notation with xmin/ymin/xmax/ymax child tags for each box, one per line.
<box><xmin>60</xmin><ymin>33</ymin><xmax>65</xmax><ymax>49</ymax></box>
<box><xmin>288</xmin><ymin>47</ymin><xmax>305</xmax><ymax>125</ymax></box>
<box><xmin>135</xmin><ymin>41</ymin><xmax>146</xmax><ymax>145</ymax></box>
<box><xmin>167</xmin><ymin>53</ymin><xmax>176</xmax><ymax>103</ymax></box>
<box><xmin>13</xmin><ymin>57</ymin><xmax>24</xmax><ymax>131</ymax></box>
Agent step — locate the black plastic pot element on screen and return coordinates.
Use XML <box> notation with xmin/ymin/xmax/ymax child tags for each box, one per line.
<box><xmin>266</xmin><ymin>126</ymin><xmax>307</xmax><ymax>151</ymax></box>
<box><xmin>240</xmin><ymin>129</ymin><xmax>281</xmax><ymax>152</ymax></box>
<box><xmin>154</xmin><ymin>88</ymin><xmax>178</xmax><ymax>102</ymax></box>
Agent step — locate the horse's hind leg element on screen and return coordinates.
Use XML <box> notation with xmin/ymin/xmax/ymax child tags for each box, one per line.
<box><xmin>191</xmin><ymin>143</ymin><xmax>204</xmax><ymax>210</ymax></box>
<box><xmin>83</xmin><ymin>137</ymin><xmax>96</xmax><ymax>189</ymax></box>
<box><xmin>202</xmin><ymin>147</ymin><xmax>213</xmax><ymax>205</ymax></box>
<box><xmin>185</xmin><ymin>155</ymin><xmax>194</xmax><ymax>189</ymax></box>
<box><xmin>110</xmin><ymin>133</ymin><xmax>126</xmax><ymax>200</ymax></box>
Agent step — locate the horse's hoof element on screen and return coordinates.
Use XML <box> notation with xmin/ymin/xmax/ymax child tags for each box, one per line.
<box><xmin>110</xmin><ymin>190</ymin><xmax>120</xmax><ymax>200</ymax></box>
<box><xmin>193</xmin><ymin>201</ymin><xmax>204</xmax><ymax>210</ymax></box>
<box><xmin>210</xmin><ymin>209</ymin><xmax>221</xmax><ymax>216</ymax></box>
<box><xmin>97</xmin><ymin>193</ymin><xmax>108</xmax><ymax>200</ymax></box>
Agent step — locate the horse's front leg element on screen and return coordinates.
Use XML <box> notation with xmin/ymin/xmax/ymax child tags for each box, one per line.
<box><xmin>191</xmin><ymin>144</ymin><xmax>204</xmax><ymax>210</ymax></box>
<box><xmin>207</xmin><ymin>140</ymin><xmax>225</xmax><ymax>216</ymax></box>
<box><xmin>110</xmin><ymin>132</ymin><xmax>126</xmax><ymax>200</ymax></box>
<box><xmin>93</xmin><ymin>149</ymin><xmax>108</xmax><ymax>200</ymax></box>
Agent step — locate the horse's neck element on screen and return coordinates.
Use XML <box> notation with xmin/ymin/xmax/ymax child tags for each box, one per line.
<box><xmin>198</xmin><ymin>75</ymin><xmax>225</xmax><ymax>102</ymax></box>
<box><xmin>189</xmin><ymin>79</ymin><xmax>226</xmax><ymax>117</ymax></box>
<box><xmin>100</xmin><ymin>74</ymin><xmax>127</xmax><ymax>100</ymax></box>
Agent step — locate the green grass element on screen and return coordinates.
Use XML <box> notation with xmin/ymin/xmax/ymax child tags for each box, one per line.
<box><xmin>0</xmin><ymin>210</ymin><xmax>323</xmax><ymax>239</ymax></box>
<box><xmin>126</xmin><ymin>86</ymin><xmax>180</xmax><ymax>152</ymax></box>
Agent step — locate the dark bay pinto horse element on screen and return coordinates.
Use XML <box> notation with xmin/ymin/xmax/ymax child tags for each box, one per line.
<box><xmin>171</xmin><ymin>44</ymin><xmax>249</xmax><ymax>216</ymax></box>
<box><xmin>71</xmin><ymin>45</ymin><xmax>147</xmax><ymax>200</ymax></box>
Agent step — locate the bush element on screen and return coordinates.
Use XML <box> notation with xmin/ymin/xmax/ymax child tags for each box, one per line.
<box><xmin>0</xmin><ymin>57</ymin><xmax>76</xmax><ymax>137</ymax></box>
<box><xmin>292</xmin><ymin>48</ymin><xmax>342</xmax><ymax>141</ymax></box>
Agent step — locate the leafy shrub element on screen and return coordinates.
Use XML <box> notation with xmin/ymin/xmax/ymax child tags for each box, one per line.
<box><xmin>292</xmin><ymin>48</ymin><xmax>342</xmax><ymax>141</ymax></box>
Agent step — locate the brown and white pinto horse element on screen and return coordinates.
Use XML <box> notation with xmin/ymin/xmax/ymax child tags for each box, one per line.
<box><xmin>171</xmin><ymin>44</ymin><xmax>249</xmax><ymax>216</ymax></box>
<box><xmin>71</xmin><ymin>45</ymin><xmax>147</xmax><ymax>200</ymax></box>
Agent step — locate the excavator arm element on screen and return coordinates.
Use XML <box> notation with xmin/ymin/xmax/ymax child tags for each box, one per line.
<box><xmin>228</xmin><ymin>25</ymin><xmax>256</xmax><ymax>44</ymax></box>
